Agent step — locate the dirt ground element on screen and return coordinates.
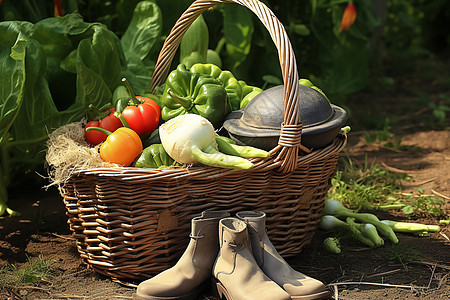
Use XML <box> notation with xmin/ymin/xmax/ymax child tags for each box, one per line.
<box><xmin>0</xmin><ymin>57</ymin><xmax>449</xmax><ymax>299</ymax></box>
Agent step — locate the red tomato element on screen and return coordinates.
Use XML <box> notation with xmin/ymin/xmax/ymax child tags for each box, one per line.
<box><xmin>136</xmin><ymin>96</ymin><xmax>161</xmax><ymax>120</ymax></box>
<box><xmin>85</xmin><ymin>120</ymin><xmax>104</xmax><ymax>145</ymax></box>
<box><xmin>122</xmin><ymin>103</ymin><xmax>159</xmax><ymax>135</ymax></box>
<box><xmin>84</xmin><ymin>110</ymin><xmax>123</xmax><ymax>145</ymax></box>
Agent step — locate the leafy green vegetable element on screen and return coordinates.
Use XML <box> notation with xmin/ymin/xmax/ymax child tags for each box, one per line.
<box><xmin>0</xmin><ymin>14</ymin><xmax>126</xmax><ymax>215</ymax></box>
<box><xmin>120</xmin><ymin>1</ymin><xmax>163</xmax><ymax>94</ymax></box>
<box><xmin>1</xmin><ymin>1</ymin><xmax>165</xmax><ymax>215</ymax></box>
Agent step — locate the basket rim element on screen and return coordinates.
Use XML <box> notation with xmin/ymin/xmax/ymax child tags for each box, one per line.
<box><xmin>70</xmin><ymin>132</ymin><xmax>347</xmax><ymax>180</ymax></box>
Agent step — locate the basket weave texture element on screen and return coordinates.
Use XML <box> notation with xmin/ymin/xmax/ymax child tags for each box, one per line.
<box><xmin>58</xmin><ymin>0</ymin><xmax>347</xmax><ymax>280</ymax></box>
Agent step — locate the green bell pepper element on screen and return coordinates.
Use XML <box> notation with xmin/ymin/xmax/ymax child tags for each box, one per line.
<box><xmin>134</xmin><ymin>143</ymin><xmax>174</xmax><ymax>168</ymax></box>
<box><xmin>160</xmin><ymin>64</ymin><xmax>231</xmax><ymax>128</ymax></box>
<box><xmin>238</xmin><ymin>80</ymin><xmax>263</xmax><ymax>109</ymax></box>
<box><xmin>190</xmin><ymin>63</ymin><xmax>262</xmax><ymax>110</ymax></box>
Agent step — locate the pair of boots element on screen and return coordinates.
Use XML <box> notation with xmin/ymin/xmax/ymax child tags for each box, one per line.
<box><xmin>133</xmin><ymin>211</ymin><xmax>331</xmax><ymax>300</ymax></box>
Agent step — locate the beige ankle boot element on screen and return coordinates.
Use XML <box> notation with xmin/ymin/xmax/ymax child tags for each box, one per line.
<box><xmin>133</xmin><ymin>211</ymin><xmax>230</xmax><ymax>300</ymax></box>
<box><xmin>236</xmin><ymin>211</ymin><xmax>331</xmax><ymax>300</ymax></box>
<box><xmin>212</xmin><ymin>217</ymin><xmax>291</xmax><ymax>300</ymax></box>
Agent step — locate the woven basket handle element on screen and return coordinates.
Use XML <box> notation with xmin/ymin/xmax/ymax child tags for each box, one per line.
<box><xmin>150</xmin><ymin>0</ymin><xmax>301</xmax><ymax>173</ymax></box>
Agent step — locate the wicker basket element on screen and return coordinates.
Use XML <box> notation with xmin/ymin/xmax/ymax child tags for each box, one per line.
<box><xmin>58</xmin><ymin>0</ymin><xmax>347</xmax><ymax>280</ymax></box>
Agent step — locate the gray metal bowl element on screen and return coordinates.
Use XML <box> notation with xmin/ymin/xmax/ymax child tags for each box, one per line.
<box><xmin>223</xmin><ymin>84</ymin><xmax>347</xmax><ymax>150</ymax></box>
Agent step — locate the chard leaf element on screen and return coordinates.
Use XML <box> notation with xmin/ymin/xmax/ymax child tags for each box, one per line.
<box><xmin>0</xmin><ymin>22</ymin><xmax>29</xmax><ymax>142</ymax></box>
<box><xmin>121</xmin><ymin>1</ymin><xmax>162</xmax><ymax>61</ymax></box>
<box><xmin>120</xmin><ymin>1</ymin><xmax>162</xmax><ymax>93</ymax></box>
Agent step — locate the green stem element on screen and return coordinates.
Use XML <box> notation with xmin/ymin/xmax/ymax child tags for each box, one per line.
<box><xmin>370</xmin><ymin>203</ymin><xmax>406</xmax><ymax>210</ymax></box>
<box><xmin>6</xmin><ymin>135</ymin><xmax>48</xmax><ymax>147</ymax></box>
<box><xmin>113</xmin><ymin>112</ymin><xmax>130</xmax><ymax>128</ymax></box>
<box><xmin>191</xmin><ymin>145</ymin><xmax>253</xmax><ymax>169</ymax></box>
<box><xmin>382</xmin><ymin>220</ymin><xmax>440</xmax><ymax>233</ymax></box>
<box><xmin>0</xmin><ymin>173</ymin><xmax>8</xmax><ymax>215</ymax></box>
<box><xmin>85</xmin><ymin>126</ymin><xmax>112</xmax><ymax>136</ymax></box>
<box><xmin>122</xmin><ymin>78</ymin><xmax>140</xmax><ymax>105</ymax></box>
<box><xmin>167</xmin><ymin>89</ymin><xmax>193</xmax><ymax>110</ymax></box>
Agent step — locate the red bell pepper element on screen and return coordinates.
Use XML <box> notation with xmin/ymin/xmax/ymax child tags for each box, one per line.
<box><xmin>117</xmin><ymin>79</ymin><xmax>160</xmax><ymax>135</ymax></box>
<box><xmin>136</xmin><ymin>96</ymin><xmax>161</xmax><ymax>120</ymax></box>
<box><xmin>121</xmin><ymin>103</ymin><xmax>159</xmax><ymax>135</ymax></box>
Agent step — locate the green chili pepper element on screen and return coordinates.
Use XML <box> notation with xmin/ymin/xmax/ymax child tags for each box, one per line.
<box><xmin>112</xmin><ymin>85</ymin><xmax>132</xmax><ymax>113</ymax></box>
<box><xmin>215</xmin><ymin>135</ymin><xmax>269</xmax><ymax>158</ymax></box>
<box><xmin>190</xmin><ymin>63</ymin><xmax>262</xmax><ymax>110</ymax></box>
<box><xmin>112</xmin><ymin>78</ymin><xmax>142</xmax><ymax>113</ymax></box>
<box><xmin>160</xmin><ymin>64</ymin><xmax>231</xmax><ymax>128</ymax></box>
<box><xmin>134</xmin><ymin>143</ymin><xmax>174</xmax><ymax>169</ymax></box>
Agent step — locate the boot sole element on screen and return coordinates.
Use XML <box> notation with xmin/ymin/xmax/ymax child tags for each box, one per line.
<box><xmin>211</xmin><ymin>277</ymin><xmax>233</xmax><ymax>300</ymax></box>
<box><xmin>132</xmin><ymin>280</ymin><xmax>208</xmax><ymax>300</ymax></box>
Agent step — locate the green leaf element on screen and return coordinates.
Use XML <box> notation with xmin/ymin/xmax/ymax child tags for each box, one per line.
<box><xmin>0</xmin><ymin>22</ymin><xmax>29</xmax><ymax>142</ymax></box>
<box><xmin>121</xmin><ymin>1</ymin><xmax>162</xmax><ymax>61</ymax></box>
<box><xmin>291</xmin><ymin>23</ymin><xmax>310</xmax><ymax>36</ymax></box>
<box><xmin>401</xmin><ymin>205</ymin><xmax>415</xmax><ymax>215</ymax></box>
<box><xmin>0</xmin><ymin>15</ymin><xmax>128</xmax><ymax>214</ymax></box>
<box><xmin>222</xmin><ymin>4</ymin><xmax>254</xmax><ymax>72</ymax></box>
<box><xmin>120</xmin><ymin>1</ymin><xmax>162</xmax><ymax>93</ymax></box>
<box><xmin>262</xmin><ymin>75</ymin><xmax>282</xmax><ymax>86</ymax></box>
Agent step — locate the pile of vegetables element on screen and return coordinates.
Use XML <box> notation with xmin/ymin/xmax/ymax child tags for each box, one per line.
<box><xmin>319</xmin><ymin>199</ymin><xmax>441</xmax><ymax>254</ymax></box>
<box><xmin>83</xmin><ymin>62</ymin><xmax>268</xmax><ymax>170</ymax></box>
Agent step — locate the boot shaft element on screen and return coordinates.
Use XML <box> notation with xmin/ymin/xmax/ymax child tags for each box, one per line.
<box><xmin>213</xmin><ymin>217</ymin><xmax>292</xmax><ymax>300</ymax></box>
<box><xmin>236</xmin><ymin>211</ymin><xmax>332</xmax><ymax>299</ymax></box>
<box><xmin>216</xmin><ymin>217</ymin><xmax>252</xmax><ymax>274</ymax></box>
<box><xmin>236</xmin><ymin>211</ymin><xmax>267</xmax><ymax>266</ymax></box>
<box><xmin>190</xmin><ymin>211</ymin><xmax>230</xmax><ymax>269</ymax></box>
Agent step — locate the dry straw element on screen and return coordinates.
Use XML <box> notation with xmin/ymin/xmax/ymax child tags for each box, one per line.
<box><xmin>45</xmin><ymin>121</ymin><xmax>117</xmax><ymax>186</ymax></box>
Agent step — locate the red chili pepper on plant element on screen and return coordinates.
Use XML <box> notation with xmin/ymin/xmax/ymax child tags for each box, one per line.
<box><xmin>84</xmin><ymin>109</ymin><xmax>123</xmax><ymax>145</ymax></box>
<box><xmin>53</xmin><ymin>0</ymin><xmax>64</xmax><ymax>17</ymax></box>
<box><xmin>340</xmin><ymin>3</ymin><xmax>357</xmax><ymax>32</ymax></box>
